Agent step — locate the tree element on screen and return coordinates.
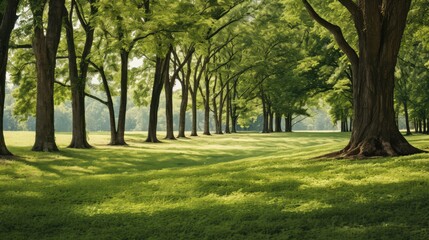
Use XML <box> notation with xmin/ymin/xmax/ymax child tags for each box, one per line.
<box><xmin>63</xmin><ymin>0</ymin><xmax>97</xmax><ymax>148</ymax></box>
<box><xmin>303</xmin><ymin>0</ymin><xmax>423</xmax><ymax>157</ymax></box>
<box><xmin>0</xmin><ymin>0</ymin><xmax>20</xmax><ymax>156</ymax></box>
<box><xmin>30</xmin><ymin>0</ymin><xmax>65</xmax><ymax>152</ymax></box>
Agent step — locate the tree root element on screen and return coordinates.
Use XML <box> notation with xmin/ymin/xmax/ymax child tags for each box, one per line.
<box><xmin>317</xmin><ymin>137</ymin><xmax>426</xmax><ymax>159</ymax></box>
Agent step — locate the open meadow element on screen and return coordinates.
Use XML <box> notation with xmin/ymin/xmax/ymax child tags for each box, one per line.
<box><xmin>1</xmin><ymin>132</ymin><xmax>429</xmax><ymax>239</ymax></box>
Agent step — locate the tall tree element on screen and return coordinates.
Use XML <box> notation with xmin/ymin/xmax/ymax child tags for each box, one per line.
<box><xmin>0</xmin><ymin>0</ymin><xmax>20</xmax><ymax>156</ymax></box>
<box><xmin>64</xmin><ymin>0</ymin><xmax>97</xmax><ymax>148</ymax></box>
<box><xmin>30</xmin><ymin>0</ymin><xmax>65</xmax><ymax>152</ymax></box>
<box><xmin>303</xmin><ymin>0</ymin><xmax>423</xmax><ymax>157</ymax></box>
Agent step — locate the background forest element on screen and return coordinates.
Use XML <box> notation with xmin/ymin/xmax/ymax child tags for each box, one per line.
<box><xmin>2</xmin><ymin>0</ymin><xmax>428</xmax><ymax>145</ymax></box>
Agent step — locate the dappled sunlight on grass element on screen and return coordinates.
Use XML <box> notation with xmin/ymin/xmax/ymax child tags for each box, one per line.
<box><xmin>1</xmin><ymin>131</ymin><xmax>429</xmax><ymax>239</ymax></box>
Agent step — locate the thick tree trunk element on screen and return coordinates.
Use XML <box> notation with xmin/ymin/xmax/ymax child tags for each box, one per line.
<box><xmin>64</xmin><ymin>6</ymin><xmax>91</xmax><ymax>149</ymax></box>
<box><xmin>274</xmin><ymin>113</ymin><xmax>282</xmax><ymax>132</ymax></box>
<box><xmin>0</xmin><ymin>0</ymin><xmax>19</xmax><ymax>156</ymax></box>
<box><xmin>146</xmin><ymin>52</ymin><xmax>170</xmax><ymax>143</ymax></box>
<box><xmin>31</xmin><ymin>0</ymin><xmax>64</xmax><ymax>152</ymax></box>
<box><xmin>341</xmin><ymin>7</ymin><xmax>422</xmax><ymax>156</ymax></box>
<box><xmin>304</xmin><ymin>0</ymin><xmax>423</xmax><ymax>158</ymax></box>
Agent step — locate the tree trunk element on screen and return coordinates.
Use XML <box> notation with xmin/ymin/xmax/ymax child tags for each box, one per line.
<box><xmin>114</xmin><ymin>49</ymin><xmax>129</xmax><ymax>145</ymax></box>
<box><xmin>31</xmin><ymin>0</ymin><xmax>64</xmax><ymax>152</ymax></box>
<box><xmin>268</xmin><ymin>107</ymin><xmax>274</xmax><ymax>133</ymax></box>
<box><xmin>177</xmin><ymin>54</ymin><xmax>192</xmax><ymax>138</ymax></box>
<box><xmin>189</xmin><ymin>56</ymin><xmax>206</xmax><ymax>137</ymax></box>
<box><xmin>225</xmin><ymin>83</ymin><xmax>231</xmax><ymax>134</ymax></box>
<box><xmin>146</xmin><ymin>52</ymin><xmax>170</xmax><ymax>143</ymax></box>
<box><xmin>261</xmin><ymin>93</ymin><xmax>268</xmax><ymax>133</ymax></box>
<box><xmin>303</xmin><ymin>0</ymin><xmax>423</xmax><ymax>158</ymax></box>
<box><xmin>231</xmin><ymin>80</ymin><xmax>238</xmax><ymax>133</ymax></box>
<box><xmin>177</xmin><ymin>81</ymin><xmax>188</xmax><ymax>138</ymax></box>
<box><xmin>164</xmin><ymin>71</ymin><xmax>176</xmax><ymax>140</ymax></box>
<box><xmin>190</xmin><ymin>91</ymin><xmax>198</xmax><ymax>136</ymax></box>
<box><xmin>0</xmin><ymin>0</ymin><xmax>19</xmax><ymax>156</ymax></box>
<box><xmin>97</xmin><ymin>67</ymin><xmax>118</xmax><ymax>145</ymax></box>
<box><xmin>203</xmin><ymin>75</ymin><xmax>211</xmax><ymax>135</ymax></box>
<box><xmin>285</xmin><ymin>113</ymin><xmax>292</xmax><ymax>132</ymax></box>
<box><xmin>64</xmin><ymin>5</ymin><xmax>91</xmax><ymax>149</ymax></box>
<box><xmin>274</xmin><ymin>113</ymin><xmax>282</xmax><ymax>132</ymax></box>
<box><xmin>403</xmin><ymin>100</ymin><xmax>411</xmax><ymax>135</ymax></box>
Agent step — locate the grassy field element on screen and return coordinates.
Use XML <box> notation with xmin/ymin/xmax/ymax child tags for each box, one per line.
<box><xmin>1</xmin><ymin>131</ymin><xmax>429</xmax><ymax>239</ymax></box>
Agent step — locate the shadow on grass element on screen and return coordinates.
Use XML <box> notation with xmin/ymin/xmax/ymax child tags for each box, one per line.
<box><xmin>1</xmin><ymin>174</ymin><xmax>428</xmax><ymax>239</ymax></box>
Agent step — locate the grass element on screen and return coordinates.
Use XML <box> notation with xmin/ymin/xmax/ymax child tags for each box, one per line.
<box><xmin>1</xmin><ymin>131</ymin><xmax>429</xmax><ymax>239</ymax></box>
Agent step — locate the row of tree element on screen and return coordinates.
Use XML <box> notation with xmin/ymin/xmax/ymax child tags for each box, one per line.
<box><xmin>1</xmin><ymin>0</ymin><xmax>428</xmax><ymax>158</ymax></box>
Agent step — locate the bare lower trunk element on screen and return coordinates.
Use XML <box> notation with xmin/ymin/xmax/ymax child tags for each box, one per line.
<box><xmin>64</xmin><ymin>7</ymin><xmax>91</xmax><ymax>148</ymax></box>
<box><xmin>203</xmin><ymin>76</ymin><xmax>211</xmax><ymax>135</ymax></box>
<box><xmin>225</xmin><ymin>83</ymin><xmax>231</xmax><ymax>134</ymax></box>
<box><xmin>146</xmin><ymin>52</ymin><xmax>170</xmax><ymax>143</ymax></box>
<box><xmin>32</xmin><ymin>0</ymin><xmax>64</xmax><ymax>152</ymax></box>
<box><xmin>403</xmin><ymin>100</ymin><xmax>411</xmax><ymax>135</ymax></box>
<box><xmin>115</xmin><ymin>50</ymin><xmax>129</xmax><ymax>145</ymax></box>
<box><xmin>285</xmin><ymin>113</ymin><xmax>292</xmax><ymax>132</ymax></box>
<box><xmin>177</xmin><ymin>83</ymin><xmax>188</xmax><ymax>138</ymax></box>
<box><xmin>164</xmin><ymin>75</ymin><xmax>176</xmax><ymax>140</ymax></box>
<box><xmin>268</xmin><ymin>108</ymin><xmax>274</xmax><ymax>133</ymax></box>
<box><xmin>274</xmin><ymin>113</ymin><xmax>282</xmax><ymax>132</ymax></box>
<box><xmin>0</xmin><ymin>0</ymin><xmax>19</xmax><ymax>156</ymax></box>
<box><xmin>190</xmin><ymin>92</ymin><xmax>198</xmax><ymax>136</ymax></box>
<box><xmin>261</xmin><ymin>95</ymin><xmax>268</xmax><ymax>133</ymax></box>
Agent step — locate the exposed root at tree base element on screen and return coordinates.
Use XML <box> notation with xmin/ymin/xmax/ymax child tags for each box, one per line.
<box><xmin>316</xmin><ymin>137</ymin><xmax>426</xmax><ymax>159</ymax></box>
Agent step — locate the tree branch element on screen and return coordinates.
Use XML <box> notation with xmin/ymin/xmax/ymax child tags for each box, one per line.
<box><xmin>338</xmin><ymin>0</ymin><xmax>363</xmax><ymax>31</ymax></box>
<box><xmin>10</xmin><ymin>44</ymin><xmax>32</xmax><ymax>49</ymax></box>
<box><xmin>54</xmin><ymin>80</ymin><xmax>108</xmax><ymax>105</ymax></box>
<box><xmin>302</xmin><ymin>0</ymin><xmax>359</xmax><ymax>67</ymax></box>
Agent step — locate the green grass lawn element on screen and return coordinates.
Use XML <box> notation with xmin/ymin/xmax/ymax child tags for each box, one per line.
<box><xmin>1</xmin><ymin>131</ymin><xmax>429</xmax><ymax>239</ymax></box>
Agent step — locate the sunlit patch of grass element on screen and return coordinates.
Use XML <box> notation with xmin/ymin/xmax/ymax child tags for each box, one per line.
<box><xmin>0</xmin><ymin>131</ymin><xmax>428</xmax><ymax>239</ymax></box>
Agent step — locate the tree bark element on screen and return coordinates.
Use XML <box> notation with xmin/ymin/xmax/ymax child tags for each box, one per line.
<box><xmin>64</xmin><ymin>2</ymin><xmax>92</xmax><ymax>149</ymax></box>
<box><xmin>303</xmin><ymin>0</ymin><xmax>423</xmax><ymax>158</ymax></box>
<box><xmin>403</xmin><ymin>100</ymin><xmax>411</xmax><ymax>135</ymax></box>
<box><xmin>114</xmin><ymin>49</ymin><xmax>129</xmax><ymax>145</ymax></box>
<box><xmin>274</xmin><ymin>113</ymin><xmax>282</xmax><ymax>132</ymax></box>
<box><xmin>285</xmin><ymin>113</ymin><xmax>292</xmax><ymax>132</ymax></box>
<box><xmin>225</xmin><ymin>82</ymin><xmax>231</xmax><ymax>134</ymax></box>
<box><xmin>31</xmin><ymin>0</ymin><xmax>65</xmax><ymax>152</ymax></box>
<box><xmin>0</xmin><ymin>0</ymin><xmax>19</xmax><ymax>156</ymax></box>
<box><xmin>189</xmin><ymin>56</ymin><xmax>207</xmax><ymax>136</ymax></box>
<box><xmin>231</xmin><ymin>80</ymin><xmax>238</xmax><ymax>133</ymax></box>
<box><xmin>261</xmin><ymin>91</ymin><xmax>268</xmax><ymax>133</ymax></box>
<box><xmin>146</xmin><ymin>51</ymin><xmax>171</xmax><ymax>143</ymax></box>
<box><xmin>177</xmin><ymin>52</ymin><xmax>192</xmax><ymax>138</ymax></box>
<box><xmin>268</xmin><ymin>107</ymin><xmax>274</xmax><ymax>133</ymax></box>
<box><xmin>164</xmin><ymin>71</ymin><xmax>176</xmax><ymax>140</ymax></box>
<box><xmin>203</xmin><ymin>74</ymin><xmax>211</xmax><ymax>135</ymax></box>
